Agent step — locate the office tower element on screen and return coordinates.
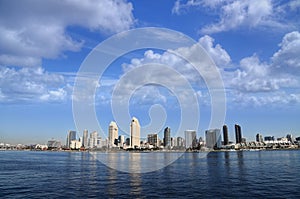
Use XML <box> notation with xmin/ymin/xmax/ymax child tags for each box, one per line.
<box><xmin>164</xmin><ymin>127</ymin><xmax>171</xmax><ymax>148</ymax></box>
<box><xmin>286</xmin><ymin>134</ymin><xmax>294</xmax><ymax>143</ymax></box>
<box><xmin>89</xmin><ymin>131</ymin><xmax>98</xmax><ymax>148</ymax></box>
<box><xmin>235</xmin><ymin>124</ymin><xmax>242</xmax><ymax>144</ymax></box>
<box><xmin>264</xmin><ymin>136</ymin><xmax>275</xmax><ymax>141</ymax></box>
<box><xmin>82</xmin><ymin>129</ymin><xmax>88</xmax><ymax>148</ymax></box>
<box><xmin>125</xmin><ymin>138</ymin><xmax>130</xmax><ymax>146</ymax></box>
<box><xmin>223</xmin><ymin>125</ymin><xmax>229</xmax><ymax>145</ymax></box>
<box><xmin>147</xmin><ymin>133</ymin><xmax>159</xmax><ymax>147</ymax></box>
<box><xmin>185</xmin><ymin>130</ymin><xmax>197</xmax><ymax>149</ymax></box>
<box><xmin>205</xmin><ymin>129</ymin><xmax>221</xmax><ymax>149</ymax></box>
<box><xmin>256</xmin><ymin>133</ymin><xmax>263</xmax><ymax>142</ymax></box>
<box><xmin>67</xmin><ymin>130</ymin><xmax>76</xmax><ymax>148</ymax></box>
<box><xmin>130</xmin><ymin>117</ymin><xmax>140</xmax><ymax>148</ymax></box>
<box><xmin>118</xmin><ymin>135</ymin><xmax>125</xmax><ymax>147</ymax></box>
<box><xmin>177</xmin><ymin>137</ymin><xmax>184</xmax><ymax>147</ymax></box>
<box><xmin>108</xmin><ymin>121</ymin><xmax>118</xmax><ymax>147</ymax></box>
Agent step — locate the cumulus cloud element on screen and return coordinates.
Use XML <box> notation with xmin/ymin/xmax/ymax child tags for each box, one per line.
<box><xmin>230</xmin><ymin>55</ymin><xmax>297</xmax><ymax>92</ymax></box>
<box><xmin>0</xmin><ymin>0</ymin><xmax>135</xmax><ymax>67</ymax></box>
<box><xmin>172</xmin><ymin>0</ymin><xmax>293</xmax><ymax>34</ymax></box>
<box><xmin>0</xmin><ymin>66</ymin><xmax>69</xmax><ymax>103</ymax></box>
<box><xmin>271</xmin><ymin>31</ymin><xmax>300</xmax><ymax>74</ymax></box>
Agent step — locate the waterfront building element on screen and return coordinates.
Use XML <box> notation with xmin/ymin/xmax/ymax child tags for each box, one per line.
<box><xmin>256</xmin><ymin>133</ymin><xmax>263</xmax><ymax>142</ymax></box>
<box><xmin>235</xmin><ymin>124</ymin><xmax>242</xmax><ymax>144</ymax></box>
<box><xmin>148</xmin><ymin>133</ymin><xmax>159</xmax><ymax>147</ymax></box>
<box><xmin>89</xmin><ymin>131</ymin><xmax>98</xmax><ymax>148</ymax></box>
<box><xmin>47</xmin><ymin>139</ymin><xmax>61</xmax><ymax>149</ymax></box>
<box><xmin>118</xmin><ymin>135</ymin><xmax>125</xmax><ymax>147</ymax></box>
<box><xmin>185</xmin><ymin>130</ymin><xmax>197</xmax><ymax>149</ymax></box>
<box><xmin>67</xmin><ymin>130</ymin><xmax>76</xmax><ymax>148</ymax></box>
<box><xmin>177</xmin><ymin>137</ymin><xmax>184</xmax><ymax>148</ymax></box>
<box><xmin>223</xmin><ymin>125</ymin><xmax>229</xmax><ymax>145</ymax></box>
<box><xmin>205</xmin><ymin>129</ymin><xmax>221</xmax><ymax>149</ymax></box>
<box><xmin>164</xmin><ymin>127</ymin><xmax>171</xmax><ymax>148</ymax></box>
<box><xmin>264</xmin><ymin>136</ymin><xmax>275</xmax><ymax>141</ymax></box>
<box><xmin>130</xmin><ymin>117</ymin><xmax>140</xmax><ymax>148</ymax></box>
<box><xmin>108</xmin><ymin>121</ymin><xmax>118</xmax><ymax>147</ymax></box>
<box><xmin>70</xmin><ymin>140</ymin><xmax>82</xmax><ymax>150</ymax></box>
<box><xmin>125</xmin><ymin>138</ymin><xmax>130</xmax><ymax>146</ymax></box>
<box><xmin>286</xmin><ymin>134</ymin><xmax>294</xmax><ymax>144</ymax></box>
<box><xmin>82</xmin><ymin>129</ymin><xmax>88</xmax><ymax>148</ymax></box>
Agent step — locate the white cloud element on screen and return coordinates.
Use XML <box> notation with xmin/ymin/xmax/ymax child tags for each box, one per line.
<box><xmin>0</xmin><ymin>66</ymin><xmax>68</xmax><ymax>103</ymax></box>
<box><xmin>272</xmin><ymin>31</ymin><xmax>300</xmax><ymax>74</ymax></box>
<box><xmin>230</xmin><ymin>55</ymin><xmax>297</xmax><ymax>92</ymax></box>
<box><xmin>172</xmin><ymin>0</ymin><xmax>293</xmax><ymax>34</ymax></box>
<box><xmin>198</xmin><ymin>35</ymin><xmax>231</xmax><ymax>67</ymax></box>
<box><xmin>0</xmin><ymin>0</ymin><xmax>135</xmax><ymax>67</ymax></box>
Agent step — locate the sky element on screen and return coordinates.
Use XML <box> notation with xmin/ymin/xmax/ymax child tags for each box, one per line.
<box><xmin>0</xmin><ymin>0</ymin><xmax>300</xmax><ymax>145</ymax></box>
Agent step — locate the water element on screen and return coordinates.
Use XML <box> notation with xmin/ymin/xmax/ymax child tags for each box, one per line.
<box><xmin>1</xmin><ymin>150</ymin><xmax>300</xmax><ymax>198</ymax></box>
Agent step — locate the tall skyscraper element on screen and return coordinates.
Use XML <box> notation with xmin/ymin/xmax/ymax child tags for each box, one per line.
<box><xmin>235</xmin><ymin>124</ymin><xmax>242</xmax><ymax>144</ymax></box>
<box><xmin>163</xmin><ymin>127</ymin><xmax>171</xmax><ymax>148</ymax></box>
<box><xmin>256</xmin><ymin>133</ymin><xmax>263</xmax><ymax>142</ymax></box>
<box><xmin>89</xmin><ymin>131</ymin><xmax>98</xmax><ymax>148</ymax></box>
<box><xmin>130</xmin><ymin>117</ymin><xmax>140</xmax><ymax>148</ymax></box>
<box><xmin>67</xmin><ymin>130</ymin><xmax>76</xmax><ymax>148</ymax></box>
<box><xmin>108</xmin><ymin>121</ymin><xmax>118</xmax><ymax>147</ymax></box>
<box><xmin>185</xmin><ymin>130</ymin><xmax>197</xmax><ymax>149</ymax></box>
<box><xmin>82</xmin><ymin>129</ymin><xmax>88</xmax><ymax>148</ymax></box>
<box><xmin>205</xmin><ymin>129</ymin><xmax>221</xmax><ymax>149</ymax></box>
<box><xmin>223</xmin><ymin>125</ymin><xmax>229</xmax><ymax>145</ymax></box>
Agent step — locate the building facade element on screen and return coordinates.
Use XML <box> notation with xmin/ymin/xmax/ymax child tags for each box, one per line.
<box><xmin>108</xmin><ymin>121</ymin><xmax>118</xmax><ymax>147</ymax></box>
<box><xmin>205</xmin><ymin>129</ymin><xmax>221</xmax><ymax>149</ymax></box>
<box><xmin>223</xmin><ymin>125</ymin><xmax>229</xmax><ymax>145</ymax></box>
<box><xmin>164</xmin><ymin>127</ymin><xmax>171</xmax><ymax>148</ymax></box>
<box><xmin>185</xmin><ymin>130</ymin><xmax>197</xmax><ymax>149</ymax></box>
<box><xmin>235</xmin><ymin>124</ymin><xmax>242</xmax><ymax>144</ymax></box>
<box><xmin>130</xmin><ymin>117</ymin><xmax>140</xmax><ymax>148</ymax></box>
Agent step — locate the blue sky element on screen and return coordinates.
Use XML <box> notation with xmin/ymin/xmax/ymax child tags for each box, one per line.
<box><xmin>0</xmin><ymin>0</ymin><xmax>300</xmax><ymax>144</ymax></box>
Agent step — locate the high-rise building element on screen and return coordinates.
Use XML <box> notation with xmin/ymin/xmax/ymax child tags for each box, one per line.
<box><xmin>130</xmin><ymin>117</ymin><xmax>140</xmax><ymax>148</ymax></box>
<box><xmin>118</xmin><ymin>135</ymin><xmax>125</xmax><ymax>147</ymax></box>
<box><xmin>185</xmin><ymin>130</ymin><xmax>197</xmax><ymax>149</ymax></box>
<box><xmin>67</xmin><ymin>130</ymin><xmax>76</xmax><ymax>148</ymax></box>
<box><xmin>163</xmin><ymin>127</ymin><xmax>171</xmax><ymax>148</ymax></box>
<box><xmin>235</xmin><ymin>124</ymin><xmax>242</xmax><ymax>144</ymax></box>
<box><xmin>82</xmin><ymin>129</ymin><xmax>88</xmax><ymax>148</ymax></box>
<box><xmin>89</xmin><ymin>131</ymin><xmax>98</xmax><ymax>148</ymax></box>
<box><xmin>205</xmin><ymin>129</ymin><xmax>221</xmax><ymax>149</ymax></box>
<box><xmin>147</xmin><ymin>133</ymin><xmax>159</xmax><ymax>147</ymax></box>
<box><xmin>286</xmin><ymin>134</ymin><xmax>294</xmax><ymax>143</ymax></box>
<box><xmin>223</xmin><ymin>125</ymin><xmax>229</xmax><ymax>145</ymax></box>
<box><xmin>177</xmin><ymin>137</ymin><xmax>184</xmax><ymax>147</ymax></box>
<box><xmin>256</xmin><ymin>133</ymin><xmax>263</xmax><ymax>142</ymax></box>
<box><xmin>108</xmin><ymin>121</ymin><xmax>118</xmax><ymax>147</ymax></box>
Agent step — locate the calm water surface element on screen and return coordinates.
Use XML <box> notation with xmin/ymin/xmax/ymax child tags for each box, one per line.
<box><xmin>1</xmin><ymin>150</ymin><xmax>300</xmax><ymax>198</ymax></box>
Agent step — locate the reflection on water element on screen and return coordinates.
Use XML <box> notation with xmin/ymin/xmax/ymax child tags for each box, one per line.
<box><xmin>91</xmin><ymin>152</ymin><xmax>183</xmax><ymax>173</ymax></box>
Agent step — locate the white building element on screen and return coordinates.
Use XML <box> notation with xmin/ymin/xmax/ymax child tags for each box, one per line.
<box><xmin>82</xmin><ymin>129</ymin><xmax>88</xmax><ymax>148</ymax></box>
<box><xmin>130</xmin><ymin>117</ymin><xmax>141</xmax><ymax>148</ymax></box>
<box><xmin>108</xmin><ymin>121</ymin><xmax>118</xmax><ymax>147</ymax></box>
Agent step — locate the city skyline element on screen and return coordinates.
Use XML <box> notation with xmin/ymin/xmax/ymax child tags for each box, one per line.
<box><xmin>1</xmin><ymin>1</ymin><xmax>300</xmax><ymax>144</ymax></box>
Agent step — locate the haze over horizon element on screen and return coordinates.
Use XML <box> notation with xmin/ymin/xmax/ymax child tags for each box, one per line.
<box><xmin>0</xmin><ymin>0</ymin><xmax>300</xmax><ymax>145</ymax></box>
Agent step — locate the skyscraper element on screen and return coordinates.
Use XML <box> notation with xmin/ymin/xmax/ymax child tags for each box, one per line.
<box><xmin>89</xmin><ymin>131</ymin><xmax>98</xmax><ymax>148</ymax></box>
<box><xmin>108</xmin><ymin>121</ymin><xmax>118</xmax><ymax>147</ymax></box>
<box><xmin>67</xmin><ymin>130</ymin><xmax>76</xmax><ymax>148</ymax></box>
<box><xmin>223</xmin><ymin>125</ymin><xmax>229</xmax><ymax>145</ymax></box>
<box><xmin>235</xmin><ymin>124</ymin><xmax>242</xmax><ymax>144</ymax></box>
<box><xmin>163</xmin><ymin>127</ymin><xmax>171</xmax><ymax>148</ymax></box>
<box><xmin>118</xmin><ymin>135</ymin><xmax>125</xmax><ymax>147</ymax></box>
<box><xmin>205</xmin><ymin>129</ymin><xmax>221</xmax><ymax>149</ymax></box>
<box><xmin>130</xmin><ymin>117</ymin><xmax>140</xmax><ymax>148</ymax></box>
<box><xmin>185</xmin><ymin>130</ymin><xmax>197</xmax><ymax>149</ymax></box>
<box><xmin>82</xmin><ymin>129</ymin><xmax>88</xmax><ymax>148</ymax></box>
<box><xmin>256</xmin><ymin>133</ymin><xmax>263</xmax><ymax>142</ymax></box>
